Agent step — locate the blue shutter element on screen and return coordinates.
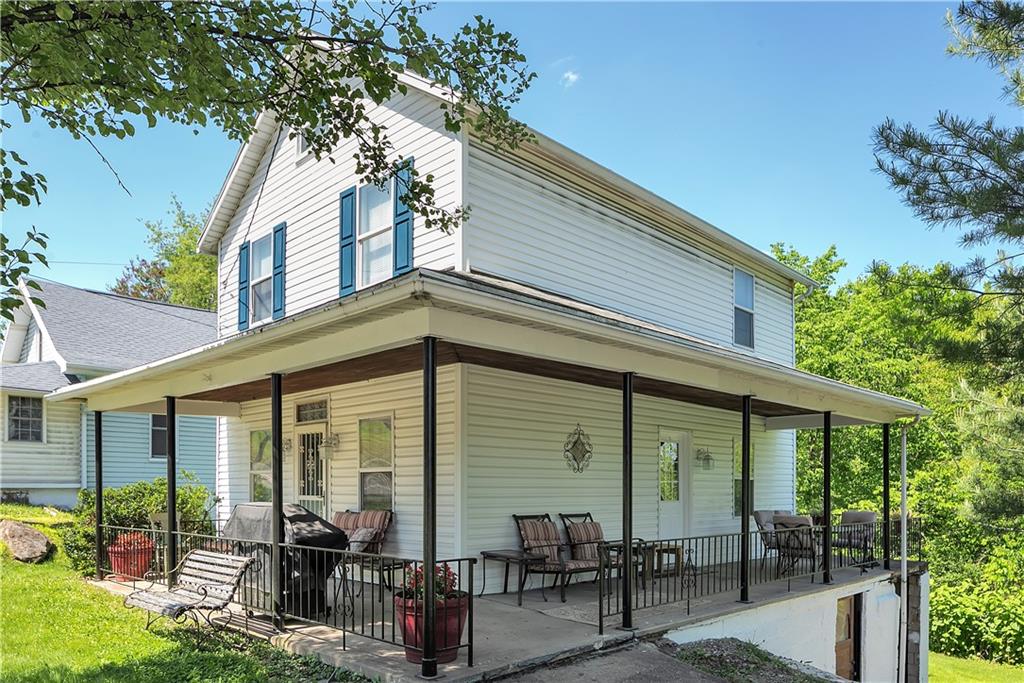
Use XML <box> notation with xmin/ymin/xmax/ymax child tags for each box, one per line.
<box><xmin>393</xmin><ymin>158</ymin><xmax>414</xmax><ymax>276</ymax></box>
<box><xmin>271</xmin><ymin>222</ymin><xmax>286</xmax><ymax>320</ymax></box>
<box><xmin>237</xmin><ymin>241</ymin><xmax>250</xmax><ymax>331</ymax></box>
<box><xmin>339</xmin><ymin>187</ymin><xmax>356</xmax><ymax>296</ymax></box>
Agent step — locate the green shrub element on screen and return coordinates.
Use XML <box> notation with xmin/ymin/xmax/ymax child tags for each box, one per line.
<box><xmin>61</xmin><ymin>472</ymin><xmax>217</xmax><ymax>575</ymax></box>
<box><xmin>930</xmin><ymin>535</ymin><xmax>1024</xmax><ymax>665</ymax></box>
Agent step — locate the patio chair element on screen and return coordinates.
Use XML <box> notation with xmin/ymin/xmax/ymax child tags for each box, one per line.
<box><xmin>773</xmin><ymin>514</ymin><xmax>819</xmax><ymax>578</ymax></box>
<box><xmin>832</xmin><ymin>510</ymin><xmax>877</xmax><ymax>566</ymax></box>
<box><xmin>558</xmin><ymin>513</ymin><xmax>645</xmax><ymax>588</ymax></box>
<box><xmin>753</xmin><ymin>509</ymin><xmax>791</xmax><ymax>570</ymax></box>
<box><xmin>331</xmin><ymin>509</ymin><xmax>396</xmax><ymax>602</ymax></box>
<box><xmin>514</xmin><ymin>513</ymin><xmax>597</xmax><ymax>603</ymax></box>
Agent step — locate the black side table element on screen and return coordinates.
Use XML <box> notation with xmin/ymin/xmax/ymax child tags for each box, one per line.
<box><xmin>479</xmin><ymin>549</ymin><xmax>547</xmax><ymax>606</ymax></box>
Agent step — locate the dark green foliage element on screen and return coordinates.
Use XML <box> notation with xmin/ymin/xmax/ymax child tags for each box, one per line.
<box><xmin>930</xmin><ymin>535</ymin><xmax>1024</xmax><ymax>664</ymax></box>
<box><xmin>61</xmin><ymin>472</ymin><xmax>215</xmax><ymax>574</ymax></box>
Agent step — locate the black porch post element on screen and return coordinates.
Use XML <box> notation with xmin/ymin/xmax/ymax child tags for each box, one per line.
<box><xmin>739</xmin><ymin>395</ymin><xmax>752</xmax><ymax>602</ymax></box>
<box><xmin>823</xmin><ymin>411</ymin><xmax>833</xmax><ymax>584</ymax></box>
<box><xmin>882</xmin><ymin>423</ymin><xmax>891</xmax><ymax>570</ymax></box>
<box><xmin>271</xmin><ymin>373</ymin><xmax>284</xmax><ymax>630</ymax></box>
<box><xmin>621</xmin><ymin>372</ymin><xmax>634</xmax><ymax>630</ymax></box>
<box><xmin>94</xmin><ymin>411</ymin><xmax>104</xmax><ymax>580</ymax></box>
<box><xmin>165</xmin><ymin>397</ymin><xmax>177</xmax><ymax>586</ymax></box>
<box><xmin>422</xmin><ymin>336</ymin><xmax>438</xmax><ymax>678</ymax></box>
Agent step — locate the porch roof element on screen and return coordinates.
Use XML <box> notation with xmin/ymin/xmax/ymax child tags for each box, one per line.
<box><xmin>48</xmin><ymin>269</ymin><xmax>929</xmax><ymax>427</ymax></box>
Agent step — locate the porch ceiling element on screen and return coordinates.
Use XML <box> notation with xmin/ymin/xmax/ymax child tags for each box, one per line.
<box><xmin>49</xmin><ymin>269</ymin><xmax>929</xmax><ymax>426</ymax></box>
<box><xmin>182</xmin><ymin>342</ymin><xmax>808</xmax><ymax>418</ymax></box>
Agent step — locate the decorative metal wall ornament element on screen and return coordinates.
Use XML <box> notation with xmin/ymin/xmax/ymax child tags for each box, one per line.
<box><xmin>563</xmin><ymin>424</ymin><xmax>594</xmax><ymax>473</ymax></box>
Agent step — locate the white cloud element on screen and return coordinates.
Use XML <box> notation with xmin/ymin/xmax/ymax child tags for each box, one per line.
<box><xmin>560</xmin><ymin>70</ymin><xmax>580</xmax><ymax>88</ymax></box>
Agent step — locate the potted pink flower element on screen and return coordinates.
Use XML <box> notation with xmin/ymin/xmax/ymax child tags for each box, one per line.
<box><xmin>108</xmin><ymin>531</ymin><xmax>155</xmax><ymax>580</ymax></box>
<box><xmin>393</xmin><ymin>563</ymin><xmax>469</xmax><ymax>664</ymax></box>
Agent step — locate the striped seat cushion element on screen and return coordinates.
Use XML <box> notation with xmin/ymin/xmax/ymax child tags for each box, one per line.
<box><xmin>519</xmin><ymin>519</ymin><xmax>562</xmax><ymax>564</ymax></box>
<box><xmin>566</xmin><ymin>521</ymin><xmax>604</xmax><ymax>561</ymax></box>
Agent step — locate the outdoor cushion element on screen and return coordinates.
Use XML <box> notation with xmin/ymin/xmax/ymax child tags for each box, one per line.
<box><xmin>566</xmin><ymin>521</ymin><xmax>604</xmax><ymax>561</ymax></box>
<box><xmin>518</xmin><ymin>519</ymin><xmax>562</xmax><ymax>564</ymax></box>
<box><xmin>541</xmin><ymin>559</ymin><xmax>599</xmax><ymax>572</ymax></box>
<box><xmin>347</xmin><ymin>527</ymin><xmax>378</xmax><ymax>553</ymax></box>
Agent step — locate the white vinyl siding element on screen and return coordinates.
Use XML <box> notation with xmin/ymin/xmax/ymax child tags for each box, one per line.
<box><xmin>462</xmin><ymin>365</ymin><xmax>795</xmax><ymax>593</ymax></box>
<box><xmin>464</xmin><ymin>143</ymin><xmax>796</xmax><ymax>366</ymax></box>
<box><xmin>216</xmin><ymin>89</ymin><xmax>460</xmax><ymax>338</ymax></box>
<box><xmin>0</xmin><ymin>396</ymin><xmax>80</xmax><ymax>487</ymax></box>
<box><xmin>215</xmin><ymin>366</ymin><xmax>458</xmax><ymax>559</ymax></box>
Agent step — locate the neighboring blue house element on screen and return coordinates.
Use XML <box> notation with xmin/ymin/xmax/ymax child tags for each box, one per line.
<box><xmin>0</xmin><ymin>278</ymin><xmax>217</xmax><ymax>507</ymax></box>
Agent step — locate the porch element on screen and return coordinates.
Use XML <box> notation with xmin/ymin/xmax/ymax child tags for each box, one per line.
<box><xmin>53</xmin><ymin>269</ymin><xmax>931</xmax><ymax>678</ymax></box>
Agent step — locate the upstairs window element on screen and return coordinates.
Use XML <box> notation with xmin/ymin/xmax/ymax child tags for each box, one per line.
<box><xmin>250</xmin><ymin>234</ymin><xmax>273</xmax><ymax>323</ymax></box>
<box><xmin>7</xmin><ymin>396</ymin><xmax>42</xmax><ymax>442</ymax></box>
<box><xmin>150</xmin><ymin>414</ymin><xmax>167</xmax><ymax>458</ymax></box>
<box><xmin>358</xmin><ymin>181</ymin><xmax>394</xmax><ymax>288</ymax></box>
<box><xmin>733</xmin><ymin>268</ymin><xmax>755</xmax><ymax>348</ymax></box>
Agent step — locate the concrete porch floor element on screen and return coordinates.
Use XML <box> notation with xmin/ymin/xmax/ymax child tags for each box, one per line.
<box><xmin>99</xmin><ymin>562</ymin><xmax>894</xmax><ymax>682</ymax></box>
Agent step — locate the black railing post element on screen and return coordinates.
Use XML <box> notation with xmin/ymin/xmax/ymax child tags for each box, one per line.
<box><xmin>823</xmin><ymin>411</ymin><xmax>833</xmax><ymax>584</ymax></box>
<box><xmin>422</xmin><ymin>336</ymin><xmax>438</xmax><ymax>678</ymax></box>
<box><xmin>621</xmin><ymin>371</ymin><xmax>635</xmax><ymax>630</ymax></box>
<box><xmin>740</xmin><ymin>395</ymin><xmax>752</xmax><ymax>602</ymax></box>
<box><xmin>882</xmin><ymin>423</ymin><xmax>891</xmax><ymax>570</ymax></box>
<box><xmin>94</xmin><ymin>410</ymin><xmax>104</xmax><ymax>580</ymax></box>
<box><xmin>165</xmin><ymin>397</ymin><xmax>177</xmax><ymax>586</ymax></box>
<box><xmin>271</xmin><ymin>373</ymin><xmax>284</xmax><ymax>630</ymax></box>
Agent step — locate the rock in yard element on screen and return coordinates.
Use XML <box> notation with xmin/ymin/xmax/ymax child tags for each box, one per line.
<box><xmin>0</xmin><ymin>519</ymin><xmax>54</xmax><ymax>563</ymax></box>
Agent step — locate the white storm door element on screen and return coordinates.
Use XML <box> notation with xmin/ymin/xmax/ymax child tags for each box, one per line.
<box><xmin>295</xmin><ymin>425</ymin><xmax>327</xmax><ymax>518</ymax></box>
<box><xmin>657</xmin><ymin>429</ymin><xmax>688</xmax><ymax>539</ymax></box>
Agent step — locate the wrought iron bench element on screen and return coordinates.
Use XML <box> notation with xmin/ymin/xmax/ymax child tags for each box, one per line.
<box><xmin>124</xmin><ymin>549</ymin><xmax>253</xmax><ymax>629</ymax></box>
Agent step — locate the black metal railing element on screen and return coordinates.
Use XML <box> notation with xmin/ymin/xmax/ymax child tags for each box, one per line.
<box><xmin>597</xmin><ymin>518</ymin><xmax>925</xmax><ymax>633</ymax></box>
<box><xmin>97</xmin><ymin>525</ymin><xmax>476</xmax><ymax>667</ymax></box>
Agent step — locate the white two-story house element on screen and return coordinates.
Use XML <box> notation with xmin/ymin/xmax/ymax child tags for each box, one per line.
<box><xmin>54</xmin><ymin>73</ymin><xmax>929</xmax><ymax>681</ymax></box>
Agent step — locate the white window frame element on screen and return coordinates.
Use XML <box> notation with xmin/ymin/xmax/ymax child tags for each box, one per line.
<box><xmin>149</xmin><ymin>413</ymin><xmax>168</xmax><ymax>461</ymax></box>
<box><xmin>733</xmin><ymin>267</ymin><xmax>756</xmax><ymax>349</ymax></box>
<box><xmin>249</xmin><ymin>429</ymin><xmax>273</xmax><ymax>503</ymax></box>
<box><xmin>249</xmin><ymin>233</ymin><xmax>273</xmax><ymax>325</ymax></box>
<box><xmin>5</xmin><ymin>394</ymin><xmax>45</xmax><ymax>444</ymax></box>
<box><xmin>355</xmin><ymin>179</ymin><xmax>396</xmax><ymax>290</ymax></box>
<box><xmin>356</xmin><ymin>413</ymin><xmax>395</xmax><ymax>511</ymax></box>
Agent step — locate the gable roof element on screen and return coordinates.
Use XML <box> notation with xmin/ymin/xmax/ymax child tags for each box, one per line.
<box><xmin>0</xmin><ymin>361</ymin><xmax>71</xmax><ymax>394</ymax></box>
<box><xmin>22</xmin><ymin>278</ymin><xmax>217</xmax><ymax>374</ymax></box>
<box><xmin>197</xmin><ymin>73</ymin><xmax>816</xmax><ymax>289</ymax></box>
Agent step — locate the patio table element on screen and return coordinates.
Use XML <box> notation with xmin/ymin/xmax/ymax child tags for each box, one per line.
<box><xmin>478</xmin><ymin>549</ymin><xmax>547</xmax><ymax>606</ymax></box>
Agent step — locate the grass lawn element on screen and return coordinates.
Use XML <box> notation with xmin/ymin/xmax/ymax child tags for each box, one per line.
<box><xmin>929</xmin><ymin>652</ymin><xmax>1024</xmax><ymax>683</ymax></box>
<box><xmin>0</xmin><ymin>503</ymin><xmax>363</xmax><ymax>682</ymax></box>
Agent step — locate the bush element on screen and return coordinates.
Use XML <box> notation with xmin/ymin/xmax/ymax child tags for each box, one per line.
<box><xmin>61</xmin><ymin>472</ymin><xmax>216</xmax><ymax>575</ymax></box>
<box><xmin>930</xmin><ymin>535</ymin><xmax>1024</xmax><ymax>665</ymax></box>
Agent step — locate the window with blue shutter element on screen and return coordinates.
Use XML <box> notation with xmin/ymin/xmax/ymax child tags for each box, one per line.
<box><xmin>272</xmin><ymin>222</ymin><xmax>286</xmax><ymax>319</ymax></box>
<box><xmin>393</xmin><ymin>158</ymin><xmax>413</xmax><ymax>276</ymax></box>
<box><xmin>339</xmin><ymin>187</ymin><xmax>357</xmax><ymax>296</ymax></box>
<box><xmin>237</xmin><ymin>241</ymin><xmax>250</xmax><ymax>331</ymax></box>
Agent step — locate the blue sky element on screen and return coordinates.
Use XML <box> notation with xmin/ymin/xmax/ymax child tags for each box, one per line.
<box><xmin>4</xmin><ymin>2</ymin><xmax>1015</xmax><ymax>291</ymax></box>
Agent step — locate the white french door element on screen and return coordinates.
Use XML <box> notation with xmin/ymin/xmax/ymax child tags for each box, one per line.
<box><xmin>295</xmin><ymin>425</ymin><xmax>327</xmax><ymax>518</ymax></box>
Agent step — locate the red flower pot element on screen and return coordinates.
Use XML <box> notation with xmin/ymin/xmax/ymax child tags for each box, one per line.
<box><xmin>108</xmin><ymin>534</ymin><xmax>155</xmax><ymax>580</ymax></box>
<box><xmin>394</xmin><ymin>594</ymin><xmax>470</xmax><ymax>664</ymax></box>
